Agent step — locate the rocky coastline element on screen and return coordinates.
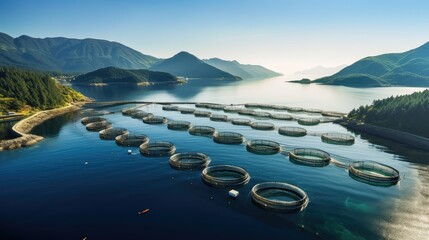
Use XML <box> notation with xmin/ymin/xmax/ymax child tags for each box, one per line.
<box><xmin>0</xmin><ymin>103</ymin><xmax>83</xmax><ymax>151</ymax></box>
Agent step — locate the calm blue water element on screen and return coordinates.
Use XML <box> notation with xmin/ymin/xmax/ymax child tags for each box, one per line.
<box><xmin>1</xmin><ymin>77</ymin><xmax>428</xmax><ymax>240</ymax></box>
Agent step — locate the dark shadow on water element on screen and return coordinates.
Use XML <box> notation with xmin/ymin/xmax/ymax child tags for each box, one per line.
<box><xmin>72</xmin><ymin>79</ymin><xmax>239</xmax><ymax>101</ymax></box>
<box><xmin>30</xmin><ymin>112</ymin><xmax>77</xmax><ymax>138</ymax></box>
<box><xmin>0</xmin><ymin>120</ymin><xmax>20</xmax><ymax>140</ymax></box>
<box><xmin>351</xmin><ymin>130</ymin><xmax>429</xmax><ymax>165</ymax></box>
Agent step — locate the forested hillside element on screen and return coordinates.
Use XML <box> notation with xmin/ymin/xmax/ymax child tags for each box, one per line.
<box><xmin>73</xmin><ymin>67</ymin><xmax>179</xmax><ymax>85</ymax></box>
<box><xmin>0</xmin><ymin>67</ymin><xmax>85</xmax><ymax>112</ymax></box>
<box><xmin>348</xmin><ymin>90</ymin><xmax>429</xmax><ymax>137</ymax></box>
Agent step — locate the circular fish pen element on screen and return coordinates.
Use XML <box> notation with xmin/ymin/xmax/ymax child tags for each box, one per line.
<box><xmin>321</xmin><ymin>133</ymin><xmax>355</xmax><ymax>145</ymax></box>
<box><xmin>139</xmin><ymin>141</ymin><xmax>176</xmax><ymax>157</ymax></box>
<box><xmin>130</xmin><ymin>110</ymin><xmax>153</xmax><ymax>119</ymax></box>
<box><xmin>115</xmin><ymin>133</ymin><xmax>149</xmax><ymax>147</ymax></box>
<box><xmin>349</xmin><ymin>161</ymin><xmax>400</xmax><ymax>186</ymax></box>
<box><xmin>278</xmin><ymin>126</ymin><xmax>307</xmax><ymax>137</ymax></box>
<box><xmin>179</xmin><ymin>108</ymin><xmax>196</xmax><ymax>114</ymax></box>
<box><xmin>99</xmin><ymin>127</ymin><xmax>128</xmax><ymax>140</ymax></box>
<box><xmin>210</xmin><ymin>114</ymin><xmax>228</xmax><ymax>122</ymax></box>
<box><xmin>319</xmin><ymin>117</ymin><xmax>339</xmax><ymax>123</ymax></box>
<box><xmin>143</xmin><ymin>115</ymin><xmax>167</xmax><ymax>124</ymax></box>
<box><xmin>246</xmin><ymin>140</ymin><xmax>281</xmax><ymax>155</ymax></box>
<box><xmin>321</xmin><ymin>111</ymin><xmax>345</xmax><ymax>118</ymax></box>
<box><xmin>251</xmin><ymin>111</ymin><xmax>271</xmax><ymax>118</ymax></box>
<box><xmin>169</xmin><ymin>152</ymin><xmax>211</xmax><ymax>170</ymax></box>
<box><xmin>162</xmin><ymin>105</ymin><xmax>179</xmax><ymax>111</ymax></box>
<box><xmin>238</xmin><ymin>109</ymin><xmax>256</xmax><ymax>116</ymax></box>
<box><xmin>85</xmin><ymin>121</ymin><xmax>112</xmax><ymax>131</ymax></box>
<box><xmin>202</xmin><ymin>165</ymin><xmax>250</xmax><ymax>188</ymax></box>
<box><xmin>287</xmin><ymin>107</ymin><xmax>303</xmax><ymax>112</ymax></box>
<box><xmin>167</xmin><ymin>120</ymin><xmax>191</xmax><ymax>130</ymax></box>
<box><xmin>271</xmin><ymin>105</ymin><xmax>289</xmax><ymax>111</ymax></box>
<box><xmin>223</xmin><ymin>106</ymin><xmax>242</xmax><ymax>112</ymax></box>
<box><xmin>270</xmin><ymin>113</ymin><xmax>293</xmax><ymax>120</ymax></box>
<box><xmin>289</xmin><ymin>148</ymin><xmax>331</xmax><ymax>167</ymax></box>
<box><xmin>258</xmin><ymin>104</ymin><xmax>275</xmax><ymax>110</ymax></box>
<box><xmin>209</xmin><ymin>104</ymin><xmax>226</xmax><ymax>110</ymax></box>
<box><xmin>213</xmin><ymin>132</ymin><xmax>244</xmax><ymax>144</ymax></box>
<box><xmin>189</xmin><ymin>125</ymin><xmax>216</xmax><ymax>137</ymax></box>
<box><xmin>297</xmin><ymin>118</ymin><xmax>320</xmax><ymax>126</ymax></box>
<box><xmin>245</xmin><ymin>103</ymin><xmax>260</xmax><ymax>109</ymax></box>
<box><xmin>91</xmin><ymin>110</ymin><xmax>112</xmax><ymax>116</ymax></box>
<box><xmin>231</xmin><ymin>118</ymin><xmax>252</xmax><ymax>126</ymax></box>
<box><xmin>251</xmin><ymin>182</ymin><xmax>309</xmax><ymax>212</ymax></box>
<box><xmin>121</xmin><ymin>108</ymin><xmax>140</xmax><ymax>116</ymax></box>
<box><xmin>81</xmin><ymin>116</ymin><xmax>106</xmax><ymax>125</ymax></box>
<box><xmin>194</xmin><ymin>110</ymin><xmax>211</xmax><ymax>117</ymax></box>
<box><xmin>195</xmin><ymin>103</ymin><xmax>212</xmax><ymax>108</ymax></box>
<box><xmin>251</xmin><ymin>122</ymin><xmax>275</xmax><ymax>130</ymax></box>
<box><xmin>304</xmin><ymin>108</ymin><xmax>323</xmax><ymax>114</ymax></box>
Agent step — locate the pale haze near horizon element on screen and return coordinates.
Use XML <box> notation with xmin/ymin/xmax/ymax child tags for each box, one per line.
<box><xmin>1</xmin><ymin>0</ymin><xmax>429</xmax><ymax>77</ymax></box>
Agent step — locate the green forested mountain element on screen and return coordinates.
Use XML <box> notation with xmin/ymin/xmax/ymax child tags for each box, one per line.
<box><xmin>73</xmin><ymin>67</ymin><xmax>179</xmax><ymax>85</ymax></box>
<box><xmin>150</xmin><ymin>51</ymin><xmax>241</xmax><ymax>79</ymax></box>
<box><xmin>314</xmin><ymin>42</ymin><xmax>429</xmax><ymax>87</ymax></box>
<box><xmin>0</xmin><ymin>32</ymin><xmax>159</xmax><ymax>73</ymax></box>
<box><xmin>348</xmin><ymin>90</ymin><xmax>429</xmax><ymax>137</ymax></box>
<box><xmin>0</xmin><ymin>67</ymin><xmax>85</xmax><ymax>111</ymax></box>
<box><xmin>203</xmin><ymin>58</ymin><xmax>281</xmax><ymax>79</ymax></box>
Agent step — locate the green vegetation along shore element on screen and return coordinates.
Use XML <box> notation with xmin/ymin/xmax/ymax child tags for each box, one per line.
<box><xmin>0</xmin><ymin>67</ymin><xmax>88</xmax><ymax>150</ymax></box>
<box><xmin>336</xmin><ymin>90</ymin><xmax>429</xmax><ymax>151</ymax></box>
<box><xmin>0</xmin><ymin>67</ymin><xmax>86</xmax><ymax>114</ymax></box>
<box><xmin>73</xmin><ymin>67</ymin><xmax>181</xmax><ymax>85</ymax></box>
<box><xmin>347</xmin><ymin>90</ymin><xmax>429</xmax><ymax>138</ymax></box>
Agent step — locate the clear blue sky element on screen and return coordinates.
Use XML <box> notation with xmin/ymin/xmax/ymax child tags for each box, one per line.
<box><xmin>1</xmin><ymin>0</ymin><xmax>429</xmax><ymax>74</ymax></box>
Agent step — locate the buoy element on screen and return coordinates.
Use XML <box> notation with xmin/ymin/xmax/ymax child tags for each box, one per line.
<box><xmin>138</xmin><ymin>209</ymin><xmax>150</xmax><ymax>215</ymax></box>
<box><xmin>229</xmin><ymin>189</ymin><xmax>239</xmax><ymax>198</ymax></box>
<box><xmin>84</xmin><ymin>162</ymin><xmax>88</xmax><ymax>165</ymax></box>
<box><xmin>128</xmin><ymin>150</ymin><xmax>132</xmax><ymax>154</ymax></box>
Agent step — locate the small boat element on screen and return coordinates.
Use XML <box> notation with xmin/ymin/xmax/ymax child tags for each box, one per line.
<box><xmin>138</xmin><ymin>209</ymin><xmax>150</xmax><ymax>215</ymax></box>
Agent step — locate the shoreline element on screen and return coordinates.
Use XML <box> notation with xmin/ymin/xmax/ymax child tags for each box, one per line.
<box><xmin>336</xmin><ymin>119</ymin><xmax>429</xmax><ymax>152</ymax></box>
<box><xmin>0</xmin><ymin>103</ymin><xmax>85</xmax><ymax>151</ymax></box>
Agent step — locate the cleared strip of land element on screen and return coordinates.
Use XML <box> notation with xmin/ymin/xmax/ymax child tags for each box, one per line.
<box><xmin>0</xmin><ymin>104</ymin><xmax>83</xmax><ymax>151</ymax></box>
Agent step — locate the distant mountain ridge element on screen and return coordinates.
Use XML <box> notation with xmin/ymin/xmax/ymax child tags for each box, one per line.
<box><xmin>150</xmin><ymin>51</ymin><xmax>241</xmax><ymax>79</ymax></box>
<box><xmin>0</xmin><ymin>32</ymin><xmax>159</xmax><ymax>73</ymax></box>
<box><xmin>294</xmin><ymin>65</ymin><xmax>347</xmax><ymax>79</ymax></box>
<box><xmin>203</xmin><ymin>58</ymin><xmax>281</xmax><ymax>79</ymax></box>
<box><xmin>73</xmin><ymin>67</ymin><xmax>179</xmax><ymax>85</ymax></box>
<box><xmin>313</xmin><ymin>42</ymin><xmax>429</xmax><ymax>87</ymax></box>
<box><xmin>0</xmin><ymin>32</ymin><xmax>280</xmax><ymax>80</ymax></box>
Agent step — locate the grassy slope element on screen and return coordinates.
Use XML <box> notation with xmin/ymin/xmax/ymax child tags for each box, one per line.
<box><xmin>314</xmin><ymin>42</ymin><xmax>429</xmax><ymax>87</ymax></box>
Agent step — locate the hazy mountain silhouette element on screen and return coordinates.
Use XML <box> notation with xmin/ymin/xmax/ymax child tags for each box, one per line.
<box><xmin>204</xmin><ymin>58</ymin><xmax>281</xmax><ymax>79</ymax></box>
<box><xmin>150</xmin><ymin>51</ymin><xmax>241</xmax><ymax>79</ymax></box>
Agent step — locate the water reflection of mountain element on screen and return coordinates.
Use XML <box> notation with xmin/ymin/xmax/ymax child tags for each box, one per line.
<box><xmin>356</xmin><ymin>131</ymin><xmax>429</xmax><ymax>164</ymax></box>
<box><xmin>72</xmin><ymin>79</ymin><xmax>240</xmax><ymax>101</ymax></box>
